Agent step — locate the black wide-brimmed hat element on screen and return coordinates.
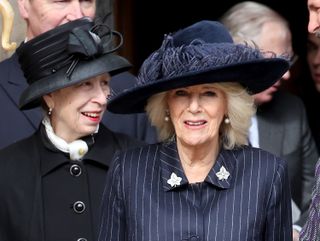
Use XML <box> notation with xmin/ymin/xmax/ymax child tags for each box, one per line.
<box><xmin>17</xmin><ymin>17</ymin><xmax>132</xmax><ymax>110</ymax></box>
<box><xmin>107</xmin><ymin>20</ymin><xmax>289</xmax><ymax>114</ymax></box>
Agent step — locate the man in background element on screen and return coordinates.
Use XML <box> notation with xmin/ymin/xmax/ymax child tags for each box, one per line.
<box><xmin>299</xmin><ymin>0</ymin><xmax>320</xmax><ymax>239</ymax></box>
<box><xmin>220</xmin><ymin>2</ymin><xmax>319</xmax><ymax>240</ymax></box>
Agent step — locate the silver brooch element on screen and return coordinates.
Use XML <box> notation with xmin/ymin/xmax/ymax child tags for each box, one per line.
<box><xmin>216</xmin><ymin>166</ymin><xmax>230</xmax><ymax>180</ymax></box>
<box><xmin>167</xmin><ymin>172</ymin><xmax>182</xmax><ymax>187</ymax></box>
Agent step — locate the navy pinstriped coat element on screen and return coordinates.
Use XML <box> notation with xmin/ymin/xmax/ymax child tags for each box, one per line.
<box><xmin>98</xmin><ymin>141</ymin><xmax>293</xmax><ymax>241</ymax></box>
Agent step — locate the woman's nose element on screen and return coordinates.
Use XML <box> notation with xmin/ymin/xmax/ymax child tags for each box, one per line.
<box><xmin>92</xmin><ymin>87</ymin><xmax>108</xmax><ymax>106</ymax></box>
<box><xmin>188</xmin><ymin>96</ymin><xmax>202</xmax><ymax>113</ymax></box>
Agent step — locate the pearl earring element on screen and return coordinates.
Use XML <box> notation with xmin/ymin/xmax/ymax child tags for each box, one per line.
<box><xmin>48</xmin><ymin>108</ymin><xmax>52</xmax><ymax>116</ymax></box>
<box><xmin>165</xmin><ymin>109</ymin><xmax>170</xmax><ymax>122</ymax></box>
<box><xmin>224</xmin><ymin>117</ymin><xmax>230</xmax><ymax>124</ymax></box>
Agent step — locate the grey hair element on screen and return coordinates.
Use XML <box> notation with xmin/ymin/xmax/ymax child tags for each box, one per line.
<box><xmin>146</xmin><ymin>82</ymin><xmax>255</xmax><ymax>149</ymax></box>
<box><xmin>220</xmin><ymin>1</ymin><xmax>289</xmax><ymax>46</ymax></box>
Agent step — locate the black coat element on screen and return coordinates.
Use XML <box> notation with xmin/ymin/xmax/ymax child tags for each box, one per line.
<box><xmin>0</xmin><ymin>124</ymin><xmax>142</xmax><ymax>241</ymax></box>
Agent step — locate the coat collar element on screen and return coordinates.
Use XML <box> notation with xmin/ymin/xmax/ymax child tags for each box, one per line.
<box><xmin>159</xmin><ymin>141</ymin><xmax>236</xmax><ymax>191</ymax></box>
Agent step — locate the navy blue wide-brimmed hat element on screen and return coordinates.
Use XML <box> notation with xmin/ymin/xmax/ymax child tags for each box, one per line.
<box><xmin>107</xmin><ymin>20</ymin><xmax>289</xmax><ymax>114</ymax></box>
<box><xmin>17</xmin><ymin>17</ymin><xmax>132</xmax><ymax>110</ymax></box>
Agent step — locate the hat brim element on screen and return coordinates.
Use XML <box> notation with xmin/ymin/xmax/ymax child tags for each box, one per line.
<box><xmin>19</xmin><ymin>54</ymin><xmax>131</xmax><ymax>110</ymax></box>
<box><xmin>107</xmin><ymin>58</ymin><xmax>288</xmax><ymax>114</ymax></box>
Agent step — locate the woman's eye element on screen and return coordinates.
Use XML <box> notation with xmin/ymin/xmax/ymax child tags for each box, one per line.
<box><xmin>54</xmin><ymin>0</ymin><xmax>68</xmax><ymax>3</ymax></box>
<box><xmin>78</xmin><ymin>81</ymin><xmax>90</xmax><ymax>87</ymax></box>
<box><xmin>203</xmin><ymin>91</ymin><xmax>216</xmax><ymax>96</ymax></box>
<box><xmin>102</xmin><ymin>80</ymin><xmax>109</xmax><ymax>86</ymax></box>
<box><xmin>175</xmin><ymin>90</ymin><xmax>188</xmax><ymax>96</ymax></box>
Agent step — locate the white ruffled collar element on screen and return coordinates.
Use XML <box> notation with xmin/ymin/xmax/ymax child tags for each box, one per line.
<box><xmin>42</xmin><ymin>116</ymin><xmax>98</xmax><ymax>160</ymax></box>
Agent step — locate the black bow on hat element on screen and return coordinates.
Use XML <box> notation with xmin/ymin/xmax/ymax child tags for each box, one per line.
<box><xmin>17</xmin><ymin>17</ymin><xmax>131</xmax><ymax>110</ymax></box>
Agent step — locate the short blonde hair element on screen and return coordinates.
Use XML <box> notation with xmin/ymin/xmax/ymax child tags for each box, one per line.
<box><xmin>146</xmin><ymin>82</ymin><xmax>255</xmax><ymax>149</ymax></box>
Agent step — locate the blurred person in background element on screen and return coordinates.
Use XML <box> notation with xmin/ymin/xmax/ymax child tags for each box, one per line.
<box><xmin>299</xmin><ymin>0</ymin><xmax>320</xmax><ymax>238</ymax></box>
<box><xmin>298</xmin><ymin>33</ymin><xmax>320</xmax><ymax>152</ymax></box>
<box><xmin>220</xmin><ymin>2</ymin><xmax>319</xmax><ymax>240</ymax></box>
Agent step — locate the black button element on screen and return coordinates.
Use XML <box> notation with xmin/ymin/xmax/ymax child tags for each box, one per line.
<box><xmin>70</xmin><ymin>164</ymin><xmax>82</xmax><ymax>176</ymax></box>
<box><xmin>77</xmin><ymin>238</ymin><xmax>87</xmax><ymax>241</ymax></box>
<box><xmin>73</xmin><ymin>201</ymin><xmax>85</xmax><ymax>214</ymax></box>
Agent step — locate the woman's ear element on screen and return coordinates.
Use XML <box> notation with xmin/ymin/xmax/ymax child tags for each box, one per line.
<box><xmin>42</xmin><ymin>94</ymin><xmax>54</xmax><ymax>110</ymax></box>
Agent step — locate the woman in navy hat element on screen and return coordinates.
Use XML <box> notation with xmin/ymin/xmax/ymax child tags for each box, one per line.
<box><xmin>98</xmin><ymin>20</ymin><xmax>293</xmax><ymax>241</ymax></box>
<box><xmin>0</xmin><ymin>17</ymin><xmax>142</xmax><ymax>241</ymax></box>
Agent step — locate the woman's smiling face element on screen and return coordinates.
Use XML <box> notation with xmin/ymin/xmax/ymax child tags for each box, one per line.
<box><xmin>166</xmin><ymin>83</ymin><xmax>227</xmax><ymax>147</ymax></box>
<box><xmin>43</xmin><ymin>73</ymin><xmax>110</xmax><ymax>142</ymax></box>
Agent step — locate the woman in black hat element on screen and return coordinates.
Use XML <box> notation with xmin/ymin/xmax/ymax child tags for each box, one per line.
<box><xmin>98</xmin><ymin>20</ymin><xmax>293</xmax><ymax>241</ymax></box>
<box><xmin>0</xmin><ymin>17</ymin><xmax>142</xmax><ymax>241</ymax></box>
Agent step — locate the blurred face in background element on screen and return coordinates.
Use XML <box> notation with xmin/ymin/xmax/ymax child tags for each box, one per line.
<box><xmin>253</xmin><ymin>21</ymin><xmax>293</xmax><ymax>105</ymax></box>
<box><xmin>18</xmin><ymin>0</ymin><xmax>96</xmax><ymax>40</ymax></box>
<box><xmin>307</xmin><ymin>33</ymin><xmax>320</xmax><ymax>92</ymax></box>
<box><xmin>308</xmin><ymin>0</ymin><xmax>320</xmax><ymax>35</ymax></box>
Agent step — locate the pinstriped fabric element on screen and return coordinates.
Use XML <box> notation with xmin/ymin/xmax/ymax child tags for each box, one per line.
<box><xmin>98</xmin><ymin>142</ymin><xmax>292</xmax><ymax>241</ymax></box>
<box><xmin>300</xmin><ymin>159</ymin><xmax>320</xmax><ymax>240</ymax></box>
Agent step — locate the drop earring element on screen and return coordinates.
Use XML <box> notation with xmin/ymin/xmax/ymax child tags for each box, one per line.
<box><xmin>164</xmin><ymin>109</ymin><xmax>170</xmax><ymax>122</ymax></box>
<box><xmin>224</xmin><ymin>116</ymin><xmax>230</xmax><ymax>124</ymax></box>
<box><xmin>48</xmin><ymin>107</ymin><xmax>52</xmax><ymax>116</ymax></box>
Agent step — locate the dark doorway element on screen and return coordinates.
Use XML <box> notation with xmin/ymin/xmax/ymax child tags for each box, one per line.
<box><xmin>113</xmin><ymin>0</ymin><xmax>308</xmax><ymax>75</ymax></box>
